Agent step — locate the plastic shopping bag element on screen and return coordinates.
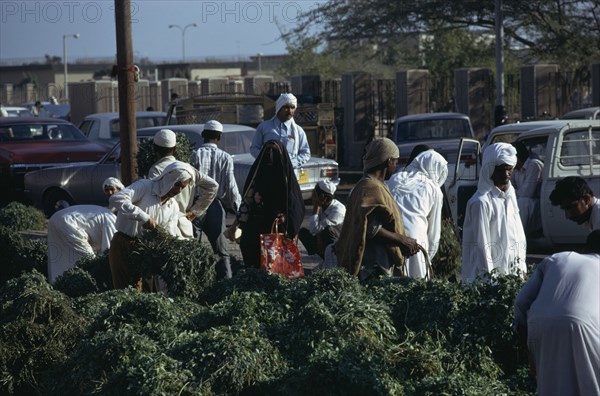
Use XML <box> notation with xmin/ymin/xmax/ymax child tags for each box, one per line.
<box><xmin>260</xmin><ymin>220</ymin><xmax>304</xmax><ymax>278</ymax></box>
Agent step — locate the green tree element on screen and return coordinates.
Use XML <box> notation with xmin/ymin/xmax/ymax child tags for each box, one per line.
<box><xmin>284</xmin><ymin>0</ymin><xmax>598</xmax><ymax>94</ymax></box>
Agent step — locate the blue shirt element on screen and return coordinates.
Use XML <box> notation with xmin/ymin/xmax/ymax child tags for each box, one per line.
<box><xmin>250</xmin><ymin>117</ymin><xmax>311</xmax><ymax>168</ymax></box>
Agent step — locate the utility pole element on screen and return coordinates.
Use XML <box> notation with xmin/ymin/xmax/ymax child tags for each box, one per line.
<box><xmin>115</xmin><ymin>0</ymin><xmax>137</xmax><ymax>185</ymax></box>
<box><xmin>494</xmin><ymin>0</ymin><xmax>506</xmax><ymax>126</ymax></box>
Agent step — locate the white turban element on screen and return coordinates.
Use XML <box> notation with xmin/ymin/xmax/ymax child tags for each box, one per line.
<box><xmin>478</xmin><ymin>142</ymin><xmax>517</xmax><ymax>193</ymax></box>
<box><xmin>151</xmin><ymin>160</ymin><xmax>195</xmax><ymax>198</ymax></box>
<box><xmin>275</xmin><ymin>93</ymin><xmax>297</xmax><ymax>115</ymax></box>
<box><xmin>102</xmin><ymin>177</ymin><xmax>124</xmax><ymax>191</ymax></box>
<box><xmin>409</xmin><ymin>150</ymin><xmax>448</xmax><ymax>187</ymax></box>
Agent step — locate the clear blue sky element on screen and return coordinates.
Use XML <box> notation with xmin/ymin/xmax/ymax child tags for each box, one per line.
<box><xmin>0</xmin><ymin>0</ymin><xmax>322</xmax><ymax>63</ymax></box>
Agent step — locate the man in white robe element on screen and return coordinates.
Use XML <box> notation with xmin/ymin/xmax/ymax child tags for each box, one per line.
<box><xmin>47</xmin><ymin>205</ymin><xmax>116</xmax><ymax>284</ymax></box>
<box><xmin>461</xmin><ymin>142</ymin><xmax>527</xmax><ymax>283</ymax></box>
<box><xmin>513</xmin><ymin>230</ymin><xmax>600</xmax><ymax>395</ymax></box>
<box><xmin>298</xmin><ymin>179</ymin><xmax>346</xmax><ymax>259</ymax></box>
<box><xmin>109</xmin><ymin>161</ymin><xmax>196</xmax><ymax>290</ymax></box>
<box><xmin>387</xmin><ymin>149</ymin><xmax>448</xmax><ymax>279</ymax></box>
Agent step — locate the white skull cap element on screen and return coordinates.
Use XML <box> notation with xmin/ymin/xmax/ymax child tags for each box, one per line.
<box><xmin>317</xmin><ymin>179</ymin><xmax>336</xmax><ymax>195</ymax></box>
<box><xmin>153</xmin><ymin>129</ymin><xmax>176</xmax><ymax>148</ymax></box>
<box><xmin>203</xmin><ymin>120</ymin><xmax>223</xmax><ymax>132</ymax></box>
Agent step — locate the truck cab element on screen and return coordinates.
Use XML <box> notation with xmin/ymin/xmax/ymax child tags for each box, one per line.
<box><xmin>515</xmin><ymin>120</ymin><xmax>600</xmax><ymax>245</ymax></box>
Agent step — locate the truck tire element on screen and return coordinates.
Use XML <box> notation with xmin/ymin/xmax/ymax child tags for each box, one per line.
<box><xmin>43</xmin><ymin>189</ymin><xmax>74</xmax><ymax>218</ymax></box>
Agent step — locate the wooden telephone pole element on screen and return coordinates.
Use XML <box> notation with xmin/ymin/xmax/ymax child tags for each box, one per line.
<box><xmin>114</xmin><ymin>0</ymin><xmax>137</xmax><ymax>185</ymax></box>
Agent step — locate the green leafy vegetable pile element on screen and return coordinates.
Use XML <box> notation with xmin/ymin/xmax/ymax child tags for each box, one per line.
<box><xmin>0</xmin><ymin>204</ymin><xmax>536</xmax><ymax>395</ymax></box>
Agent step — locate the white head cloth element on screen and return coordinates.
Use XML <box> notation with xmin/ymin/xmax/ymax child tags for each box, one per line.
<box><xmin>103</xmin><ymin>177</ymin><xmax>125</xmax><ymax>191</ymax></box>
<box><xmin>152</xmin><ymin>160</ymin><xmax>195</xmax><ymax>197</ymax></box>
<box><xmin>275</xmin><ymin>93</ymin><xmax>298</xmax><ymax>115</ymax></box>
<box><xmin>478</xmin><ymin>143</ymin><xmax>517</xmax><ymax>194</ymax></box>
<box><xmin>408</xmin><ymin>150</ymin><xmax>448</xmax><ymax>187</ymax></box>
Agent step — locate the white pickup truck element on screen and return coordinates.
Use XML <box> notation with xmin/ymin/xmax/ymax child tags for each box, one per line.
<box><xmin>513</xmin><ymin>120</ymin><xmax>600</xmax><ymax>245</ymax></box>
<box><xmin>450</xmin><ymin>120</ymin><xmax>600</xmax><ymax>246</ymax></box>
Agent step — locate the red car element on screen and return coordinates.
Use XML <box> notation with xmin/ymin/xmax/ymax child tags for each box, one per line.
<box><xmin>0</xmin><ymin>117</ymin><xmax>110</xmax><ymax>205</ymax></box>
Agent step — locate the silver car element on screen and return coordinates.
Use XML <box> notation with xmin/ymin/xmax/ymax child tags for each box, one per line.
<box><xmin>25</xmin><ymin>123</ymin><xmax>339</xmax><ymax>216</ymax></box>
<box><xmin>79</xmin><ymin>111</ymin><xmax>175</xmax><ymax>147</ymax></box>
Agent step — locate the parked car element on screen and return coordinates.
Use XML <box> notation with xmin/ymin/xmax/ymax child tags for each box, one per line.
<box><xmin>21</xmin><ymin>101</ymin><xmax>71</xmax><ymax>120</ymax></box>
<box><xmin>79</xmin><ymin>111</ymin><xmax>175</xmax><ymax>147</ymax></box>
<box><xmin>391</xmin><ymin>112</ymin><xmax>475</xmax><ymax>165</ymax></box>
<box><xmin>0</xmin><ymin>106</ymin><xmax>34</xmax><ymax>118</ymax></box>
<box><xmin>24</xmin><ymin>123</ymin><xmax>339</xmax><ymax>216</ymax></box>
<box><xmin>0</xmin><ymin>117</ymin><xmax>110</xmax><ymax>206</ymax></box>
<box><xmin>137</xmin><ymin>124</ymin><xmax>339</xmax><ymax>199</ymax></box>
<box><xmin>560</xmin><ymin>106</ymin><xmax>600</xmax><ymax>120</ymax></box>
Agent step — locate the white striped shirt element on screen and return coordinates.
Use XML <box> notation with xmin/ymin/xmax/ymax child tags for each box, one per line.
<box><xmin>192</xmin><ymin>143</ymin><xmax>241</xmax><ymax>211</ymax></box>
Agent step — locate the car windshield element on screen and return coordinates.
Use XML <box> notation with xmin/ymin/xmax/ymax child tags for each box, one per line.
<box><xmin>0</xmin><ymin>123</ymin><xmax>86</xmax><ymax>142</ymax></box>
<box><xmin>489</xmin><ymin>132</ymin><xmax>520</xmax><ymax>145</ymax></box>
<box><xmin>111</xmin><ymin>117</ymin><xmax>168</xmax><ymax>138</ymax></box>
<box><xmin>220</xmin><ymin>130</ymin><xmax>254</xmax><ymax>155</ymax></box>
<box><xmin>6</xmin><ymin>108</ymin><xmax>34</xmax><ymax>117</ymax></box>
<box><xmin>396</xmin><ymin>119</ymin><xmax>471</xmax><ymax>141</ymax></box>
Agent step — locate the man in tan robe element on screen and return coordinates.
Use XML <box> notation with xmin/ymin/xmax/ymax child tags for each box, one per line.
<box><xmin>336</xmin><ymin>138</ymin><xmax>419</xmax><ymax>280</ymax></box>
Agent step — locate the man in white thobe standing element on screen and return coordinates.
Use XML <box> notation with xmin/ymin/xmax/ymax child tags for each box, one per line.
<box><xmin>461</xmin><ymin>142</ymin><xmax>527</xmax><ymax>283</ymax></box>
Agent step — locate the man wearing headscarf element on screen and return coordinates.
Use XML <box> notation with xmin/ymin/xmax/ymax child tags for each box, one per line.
<box><xmin>47</xmin><ymin>205</ymin><xmax>116</xmax><ymax>284</ymax></box>
<box><xmin>461</xmin><ymin>142</ymin><xmax>527</xmax><ymax>283</ymax></box>
<box><xmin>103</xmin><ymin>177</ymin><xmax>125</xmax><ymax>198</ymax></box>
<box><xmin>335</xmin><ymin>138</ymin><xmax>419</xmax><ymax>280</ymax></box>
<box><xmin>387</xmin><ymin>149</ymin><xmax>448</xmax><ymax>279</ymax></box>
<box><xmin>147</xmin><ymin>129</ymin><xmax>219</xmax><ymax>238</ymax></box>
<box><xmin>108</xmin><ymin>160</ymin><xmax>196</xmax><ymax>290</ymax></box>
<box><xmin>250</xmin><ymin>93</ymin><xmax>311</xmax><ymax>168</ymax></box>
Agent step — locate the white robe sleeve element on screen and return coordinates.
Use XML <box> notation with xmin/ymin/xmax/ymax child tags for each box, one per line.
<box><xmin>513</xmin><ymin>258</ymin><xmax>545</xmax><ymax>327</ymax></box>
<box><xmin>461</xmin><ymin>198</ymin><xmax>494</xmax><ymax>282</ymax></box>
<box><xmin>427</xmin><ymin>189</ymin><xmax>443</xmax><ymax>259</ymax></box>
<box><xmin>189</xmin><ymin>171</ymin><xmax>218</xmax><ymax>217</ymax></box>
<box><xmin>109</xmin><ymin>183</ymin><xmax>152</xmax><ymax>224</ymax></box>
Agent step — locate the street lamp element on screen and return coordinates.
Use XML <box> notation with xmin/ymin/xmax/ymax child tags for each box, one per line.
<box><xmin>63</xmin><ymin>33</ymin><xmax>80</xmax><ymax>101</ymax></box>
<box><xmin>168</xmin><ymin>23</ymin><xmax>197</xmax><ymax>62</ymax></box>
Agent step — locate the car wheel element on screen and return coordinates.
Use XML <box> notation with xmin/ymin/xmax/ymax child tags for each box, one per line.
<box><xmin>43</xmin><ymin>189</ymin><xmax>74</xmax><ymax>217</ymax></box>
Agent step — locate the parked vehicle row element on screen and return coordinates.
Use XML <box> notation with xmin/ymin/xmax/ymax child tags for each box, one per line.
<box><xmin>24</xmin><ymin>123</ymin><xmax>339</xmax><ymax>216</ymax></box>
<box><xmin>0</xmin><ymin>117</ymin><xmax>110</xmax><ymax>206</ymax></box>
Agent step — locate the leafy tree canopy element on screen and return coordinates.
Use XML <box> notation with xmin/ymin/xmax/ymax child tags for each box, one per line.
<box><xmin>283</xmin><ymin>0</ymin><xmax>600</xmax><ymax>72</ymax></box>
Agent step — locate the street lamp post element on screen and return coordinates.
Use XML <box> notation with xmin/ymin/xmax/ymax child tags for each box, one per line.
<box><xmin>168</xmin><ymin>23</ymin><xmax>197</xmax><ymax>62</ymax></box>
<box><xmin>63</xmin><ymin>33</ymin><xmax>80</xmax><ymax>101</ymax></box>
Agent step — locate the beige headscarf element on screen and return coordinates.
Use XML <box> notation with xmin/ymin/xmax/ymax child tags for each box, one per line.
<box><xmin>363</xmin><ymin>137</ymin><xmax>400</xmax><ymax>171</ymax></box>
